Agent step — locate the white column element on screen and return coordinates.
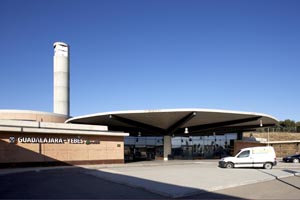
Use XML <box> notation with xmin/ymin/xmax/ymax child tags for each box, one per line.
<box><xmin>163</xmin><ymin>136</ymin><xmax>172</xmax><ymax>161</ymax></box>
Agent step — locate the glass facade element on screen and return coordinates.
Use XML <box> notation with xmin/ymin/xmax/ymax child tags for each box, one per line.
<box><xmin>124</xmin><ymin>133</ymin><xmax>237</xmax><ymax>161</ymax></box>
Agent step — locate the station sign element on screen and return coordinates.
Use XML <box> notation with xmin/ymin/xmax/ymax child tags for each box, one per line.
<box><xmin>9</xmin><ymin>136</ymin><xmax>100</xmax><ymax>145</ymax></box>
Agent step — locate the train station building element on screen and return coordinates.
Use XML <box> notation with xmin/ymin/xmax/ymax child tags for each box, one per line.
<box><xmin>0</xmin><ymin>42</ymin><xmax>279</xmax><ymax>167</ymax></box>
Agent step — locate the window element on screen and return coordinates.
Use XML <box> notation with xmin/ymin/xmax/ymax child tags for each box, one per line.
<box><xmin>237</xmin><ymin>150</ymin><xmax>250</xmax><ymax>158</ymax></box>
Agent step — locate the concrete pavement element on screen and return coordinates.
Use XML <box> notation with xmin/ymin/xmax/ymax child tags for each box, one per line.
<box><xmin>1</xmin><ymin>160</ymin><xmax>300</xmax><ymax>198</ymax></box>
<box><xmin>84</xmin><ymin>160</ymin><xmax>300</xmax><ymax>198</ymax></box>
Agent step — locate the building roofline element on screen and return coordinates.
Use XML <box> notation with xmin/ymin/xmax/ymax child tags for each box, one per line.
<box><xmin>66</xmin><ymin>108</ymin><xmax>279</xmax><ymax>123</ymax></box>
<box><xmin>0</xmin><ymin>109</ymin><xmax>69</xmax><ymax>118</ymax></box>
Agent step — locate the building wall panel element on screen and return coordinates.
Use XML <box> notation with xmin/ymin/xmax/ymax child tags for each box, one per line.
<box><xmin>0</xmin><ymin>131</ymin><xmax>124</xmax><ymax>167</ymax></box>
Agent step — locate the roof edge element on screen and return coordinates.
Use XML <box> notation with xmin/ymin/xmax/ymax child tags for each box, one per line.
<box><xmin>66</xmin><ymin>108</ymin><xmax>279</xmax><ymax>124</ymax></box>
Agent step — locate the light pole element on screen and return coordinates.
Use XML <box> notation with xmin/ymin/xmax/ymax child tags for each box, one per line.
<box><xmin>267</xmin><ymin>127</ymin><xmax>270</xmax><ymax>146</ymax></box>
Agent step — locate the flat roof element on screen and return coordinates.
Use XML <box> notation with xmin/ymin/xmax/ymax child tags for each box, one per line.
<box><xmin>66</xmin><ymin>108</ymin><xmax>279</xmax><ymax>136</ymax></box>
<box><xmin>0</xmin><ymin>109</ymin><xmax>67</xmax><ymax>117</ymax></box>
<box><xmin>0</xmin><ymin>119</ymin><xmax>129</xmax><ymax>137</ymax></box>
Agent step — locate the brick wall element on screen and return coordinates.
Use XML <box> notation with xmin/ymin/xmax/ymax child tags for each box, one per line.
<box><xmin>0</xmin><ymin>132</ymin><xmax>124</xmax><ymax>167</ymax></box>
<box><xmin>244</xmin><ymin>132</ymin><xmax>300</xmax><ymax>141</ymax></box>
<box><xmin>270</xmin><ymin>143</ymin><xmax>300</xmax><ymax>157</ymax></box>
<box><xmin>233</xmin><ymin>141</ymin><xmax>265</xmax><ymax>155</ymax></box>
<box><xmin>239</xmin><ymin>132</ymin><xmax>300</xmax><ymax>157</ymax></box>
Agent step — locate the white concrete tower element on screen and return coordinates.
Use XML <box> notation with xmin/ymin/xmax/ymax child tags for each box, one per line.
<box><xmin>53</xmin><ymin>42</ymin><xmax>70</xmax><ymax>116</ymax></box>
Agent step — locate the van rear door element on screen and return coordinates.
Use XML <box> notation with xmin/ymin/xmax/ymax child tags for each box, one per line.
<box><xmin>252</xmin><ymin>147</ymin><xmax>275</xmax><ymax>168</ymax></box>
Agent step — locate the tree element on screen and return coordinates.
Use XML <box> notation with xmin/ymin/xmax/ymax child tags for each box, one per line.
<box><xmin>272</xmin><ymin>119</ymin><xmax>300</xmax><ymax>132</ymax></box>
<box><xmin>279</xmin><ymin>119</ymin><xmax>296</xmax><ymax>128</ymax></box>
<box><xmin>276</xmin><ymin>119</ymin><xmax>300</xmax><ymax>132</ymax></box>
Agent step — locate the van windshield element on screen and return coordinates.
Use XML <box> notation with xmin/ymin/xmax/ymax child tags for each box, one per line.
<box><xmin>235</xmin><ymin>150</ymin><xmax>242</xmax><ymax>157</ymax></box>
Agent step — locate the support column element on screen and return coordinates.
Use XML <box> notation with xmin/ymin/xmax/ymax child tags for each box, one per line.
<box><xmin>163</xmin><ymin>136</ymin><xmax>172</xmax><ymax>161</ymax></box>
<box><xmin>237</xmin><ymin>132</ymin><xmax>243</xmax><ymax>140</ymax></box>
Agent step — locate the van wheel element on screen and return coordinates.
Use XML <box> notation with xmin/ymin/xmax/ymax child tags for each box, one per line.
<box><xmin>293</xmin><ymin>158</ymin><xmax>299</xmax><ymax>163</ymax></box>
<box><xmin>226</xmin><ymin>162</ymin><xmax>234</xmax><ymax>168</ymax></box>
<box><xmin>264</xmin><ymin>162</ymin><xmax>273</xmax><ymax>169</ymax></box>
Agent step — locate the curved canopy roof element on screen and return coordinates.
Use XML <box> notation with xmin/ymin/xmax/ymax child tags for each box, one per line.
<box><xmin>66</xmin><ymin>108</ymin><xmax>279</xmax><ymax>136</ymax></box>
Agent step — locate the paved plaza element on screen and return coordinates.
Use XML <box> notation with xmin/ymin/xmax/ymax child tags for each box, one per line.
<box><xmin>1</xmin><ymin>160</ymin><xmax>300</xmax><ymax>199</ymax></box>
<box><xmin>85</xmin><ymin>160</ymin><xmax>300</xmax><ymax>198</ymax></box>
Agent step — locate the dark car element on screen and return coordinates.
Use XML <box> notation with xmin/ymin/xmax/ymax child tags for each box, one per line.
<box><xmin>282</xmin><ymin>154</ymin><xmax>300</xmax><ymax>163</ymax></box>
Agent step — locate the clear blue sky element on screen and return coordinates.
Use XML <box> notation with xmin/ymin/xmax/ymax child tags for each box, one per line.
<box><xmin>0</xmin><ymin>0</ymin><xmax>299</xmax><ymax>121</ymax></box>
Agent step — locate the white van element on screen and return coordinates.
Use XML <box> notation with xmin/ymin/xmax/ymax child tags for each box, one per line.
<box><xmin>219</xmin><ymin>146</ymin><xmax>277</xmax><ymax>169</ymax></box>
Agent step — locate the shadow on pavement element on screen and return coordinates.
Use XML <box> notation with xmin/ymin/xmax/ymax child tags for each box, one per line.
<box><xmin>282</xmin><ymin>169</ymin><xmax>300</xmax><ymax>175</ymax></box>
<box><xmin>0</xmin><ymin>166</ymin><xmax>243</xmax><ymax>199</ymax></box>
<box><xmin>257</xmin><ymin>169</ymin><xmax>300</xmax><ymax>190</ymax></box>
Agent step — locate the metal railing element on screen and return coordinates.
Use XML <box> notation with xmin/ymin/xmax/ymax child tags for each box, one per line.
<box><xmin>257</xmin><ymin>127</ymin><xmax>300</xmax><ymax>133</ymax></box>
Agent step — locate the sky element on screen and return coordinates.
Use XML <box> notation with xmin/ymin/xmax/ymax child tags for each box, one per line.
<box><xmin>0</xmin><ymin>0</ymin><xmax>299</xmax><ymax>121</ymax></box>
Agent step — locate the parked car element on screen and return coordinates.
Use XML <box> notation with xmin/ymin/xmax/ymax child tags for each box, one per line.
<box><xmin>282</xmin><ymin>154</ymin><xmax>300</xmax><ymax>163</ymax></box>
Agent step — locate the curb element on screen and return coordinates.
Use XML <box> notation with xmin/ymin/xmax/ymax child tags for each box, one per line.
<box><xmin>0</xmin><ymin>165</ymin><xmax>78</xmax><ymax>176</ymax></box>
